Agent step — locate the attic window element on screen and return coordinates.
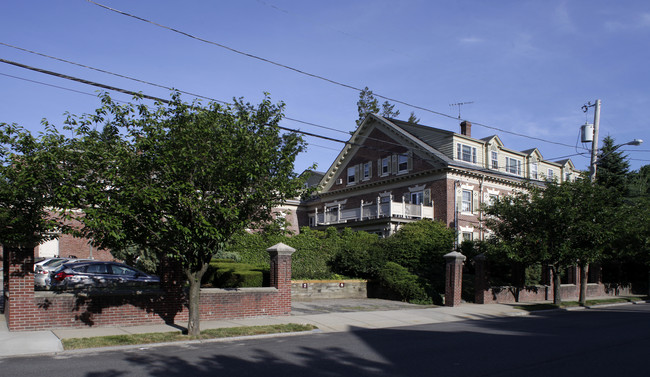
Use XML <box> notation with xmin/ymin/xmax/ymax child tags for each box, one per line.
<box><xmin>457</xmin><ymin>144</ymin><xmax>477</xmax><ymax>163</ymax></box>
<box><xmin>347</xmin><ymin>166</ymin><xmax>356</xmax><ymax>184</ymax></box>
<box><xmin>398</xmin><ymin>154</ymin><xmax>409</xmax><ymax>173</ymax></box>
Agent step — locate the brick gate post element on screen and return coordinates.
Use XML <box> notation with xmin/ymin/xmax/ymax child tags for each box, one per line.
<box><xmin>444</xmin><ymin>251</ymin><xmax>466</xmax><ymax>307</ymax></box>
<box><xmin>267</xmin><ymin>243</ymin><xmax>295</xmax><ymax>315</ymax></box>
<box><xmin>3</xmin><ymin>244</ymin><xmax>36</xmax><ymax>331</ymax></box>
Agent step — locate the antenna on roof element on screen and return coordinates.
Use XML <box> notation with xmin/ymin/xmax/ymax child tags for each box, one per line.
<box><xmin>449</xmin><ymin>102</ymin><xmax>474</xmax><ymax>119</ymax></box>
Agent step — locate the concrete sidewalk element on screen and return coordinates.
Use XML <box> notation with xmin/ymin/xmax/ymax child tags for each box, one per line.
<box><xmin>0</xmin><ymin>300</ymin><xmax>535</xmax><ymax>358</ymax></box>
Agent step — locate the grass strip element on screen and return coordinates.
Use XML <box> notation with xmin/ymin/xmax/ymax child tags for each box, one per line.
<box><xmin>62</xmin><ymin>323</ymin><xmax>317</xmax><ymax>350</ymax></box>
<box><xmin>514</xmin><ymin>296</ymin><xmax>647</xmax><ymax>312</ymax></box>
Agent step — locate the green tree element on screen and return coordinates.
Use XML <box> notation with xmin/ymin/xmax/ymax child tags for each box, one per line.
<box><xmin>484</xmin><ymin>180</ymin><xmax>618</xmax><ymax>305</ymax></box>
<box><xmin>0</xmin><ymin>123</ymin><xmax>70</xmax><ymax>248</ymax></box>
<box><xmin>407</xmin><ymin>111</ymin><xmax>420</xmax><ymax>124</ymax></box>
<box><xmin>356</xmin><ymin>86</ymin><xmax>400</xmax><ymax>126</ymax></box>
<box><xmin>596</xmin><ymin>136</ymin><xmax>631</xmax><ymax>195</ymax></box>
<box><xmin>65</xmin><ymin>92</ymin><xmax>308</xmax><ymax>336</ymax></box>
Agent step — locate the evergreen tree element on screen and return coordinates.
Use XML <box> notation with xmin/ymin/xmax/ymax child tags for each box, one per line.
<box><xmin>356</xmin><ymin>87</ymin><xmax>400</xmax><ymax>126</ymax></box>
<box><xmin>596</xmin><ymin>136</ymin><xmax>631</xmax><ymax>195</ymax></box>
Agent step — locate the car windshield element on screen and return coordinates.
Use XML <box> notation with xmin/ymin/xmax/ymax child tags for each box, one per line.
<box><xmin>42</xmin><ymin>259</ymin><xmax>64</xmax><ymax>266</ymax></box>
<box><xmin>48</xmin><ymin>259</ymin><xmax>69</xmax><ymax>268</ymax></box>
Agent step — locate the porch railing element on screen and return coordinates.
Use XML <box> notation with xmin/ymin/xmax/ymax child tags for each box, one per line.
<box><xmin>314</xmin><ymin>197</ymin><xmax>434</xmax><ymax>226</ymax></box>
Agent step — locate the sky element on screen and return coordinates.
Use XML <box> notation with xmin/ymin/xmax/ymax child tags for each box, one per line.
<box><xmin>1</xmin><ymin>0</ymin><xmax>649</xmax><ymax>174</ymax></box>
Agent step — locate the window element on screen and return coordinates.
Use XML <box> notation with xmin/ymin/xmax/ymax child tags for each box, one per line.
<box><xmin>462</xmin><ymin>232</ymin><xmax>473</xmax><ymax>242</ymax></box>
<box><xmin>462</xmin><ymin>190</ymin><xmax>472</xmax><ymax>212</ymax></box>
<box><xmin>488</xmin><ymin>194</ymin><xmax>498</xmax><ymax>205</ymax></box>
<box><xmin>380</xmin><ymin>195</ymin><xmax>391</xmax><ymax>203</ymax></box>
<box><xmin>565</xmin><ymin>172</ymin><xmax>571</xmax><ymax>182</ymax></box>
<box><xmin>505</xmin><ymin>157</ymin><xmax>521</xmax><ymax>175</ymax></box>
<box><xmin>457</xmin><ymin>144</ymin><xmax>477</xmax><ymax>163</ymax></box>
<box><xmin>347</xmin><ymin>166</ymin><xmax>356</xmax><ymax>184</ymax></box>
<box><xmin>411</xmin><ymin>191</ymin><xmax>423</xmax><ymax>205</ymax></box>
<box><xmin>491</xmin><ymin>151</ymin><xmax>498</xmax><ymax>169</ymax></box>
<box><xmin>363</xmin><ymin>162</ymin><xmax>371</xmax><ymax>180</ymax></box>
<box><xmin>398</xmin><ymin>154</ymin><xmax>409</xmax><ymax>173</ymax></box>
<box><xmin>547</xmin><ymin>169</ymin><xmax>554</xmax><ymax>180</ymax></box>
<box><xmin>531</xmin><ymin>162</ymin><xmax>538</xmax><ymax>179</ymax></box>
<box><xmin>381</xmin><ymin>157</ymin><xmax>390</xmax><ymax>175</ymax></box>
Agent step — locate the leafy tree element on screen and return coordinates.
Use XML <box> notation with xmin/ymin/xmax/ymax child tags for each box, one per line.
<box><xmin>0</xmin><ymin>124</ymin><xmax>70</xmax><ymax>248</ymax></box>
<box><xmin>596</xmin><ymin>136</ymin><xmax>631</xmax><ymax>195</ymax></box>
<box><xmin>356</xmin><ymin>86</ymin><xmax>400</xmax><ymax>126</ymax></box>
<box><xmin>627</xmin><ymin>165</ymin><xmax>650</xmax><ymax>199</ymax></box>
<box><xmin>64</xmin><ymin>92</ymin><xmax>308</xmax><ymax>336</ymax></box>
<box><xmin>484</xmin><ymin>180</ymin><xmax>618</xmax><ymax>305</ymax></box>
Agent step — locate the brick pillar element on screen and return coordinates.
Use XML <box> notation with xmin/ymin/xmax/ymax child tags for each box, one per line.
<box><xmin>3</xmin><ymin>244</ymin><xmax>36</xmax><ymax>331</ymax></box>
<box><xmin>444</xmin><ymin>251</ymin><xmax>466</xmax><ymax>307</ymax></box>
<box><xmin>267</xmin><ymin>243</ymin><xmax>295</xmax><ymax>315</ymax></box>
<box><xmin>474</xmin><ymin>253</ymin><xmax>489</xmax><ymax>304</ymax></box>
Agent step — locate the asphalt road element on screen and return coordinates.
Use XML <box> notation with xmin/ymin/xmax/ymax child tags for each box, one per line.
<box><xmin>2</xmin><ymin>304</ymin><xmax>649</xmax><ymax>377</ymax></box>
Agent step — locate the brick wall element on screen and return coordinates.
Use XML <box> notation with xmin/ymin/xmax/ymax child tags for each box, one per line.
<box><xmin>4</xmin><ymin>243</ymin><xmax>295</xmax><ymax>331</ymax></box>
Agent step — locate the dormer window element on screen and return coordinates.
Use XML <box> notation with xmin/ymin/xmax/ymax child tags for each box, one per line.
<box><xmin>505</xmin><ymin>157</ymin><xmax>521</xmax><ymax>175</ymax></box>
<box><xmin>457</xmin><ymin>144</ymin><xmax>477</xmax><ymax>163</ymax></box>
<box><xmin>491</xmin><ymin>151</ymin><xmax>498</xmax><ymax>169</ymax></box>
<box><xmin>531</xmin><ymin>162</ymin><xmax>538</xmax><ymax>180</ymax></box>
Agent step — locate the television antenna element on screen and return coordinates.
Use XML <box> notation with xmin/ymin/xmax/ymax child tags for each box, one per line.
<box><xmin>450</xmin><ymin>101</ymin><xmax>474</xmax><ymax>119</ymax></box>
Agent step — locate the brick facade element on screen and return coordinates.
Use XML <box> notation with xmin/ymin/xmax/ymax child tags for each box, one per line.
<box><xmin>3</xmin><ymin>243</ymin><xmax>295</xmax><ymax>332</ymax></box>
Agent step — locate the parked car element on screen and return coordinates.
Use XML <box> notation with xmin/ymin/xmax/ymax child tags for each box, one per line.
<box><xmin>34</xmin><ymin>257</ymin><xmax>68</xmax><ymax>272</ymax></box>
<box><xmin>34</xmin><ymin>258</ymin><xmax>94</xmax><ymax>290</ymax></box>
<box><xmin>50</xmin><ymin>261</ymin><xmax>160</xmax><ymax>290</ymax></box>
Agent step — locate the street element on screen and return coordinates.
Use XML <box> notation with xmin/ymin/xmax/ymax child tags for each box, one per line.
<box><xmin>1</xmin><ymin>303</ymin><xmax>649</xmax><ymax>377</ymax></box>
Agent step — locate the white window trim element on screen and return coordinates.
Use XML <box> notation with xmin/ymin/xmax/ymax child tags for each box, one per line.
<box><xmin>397</xmin><ymin>153</ymin><xmax>409</xmax><ymax>174</ymax></box>
<box><xmin>461</xmin><ymin>189</ymin><xmax>473</xmax><ymax>213</ymax></box>
<box><xmin>381</xmin><ymin>157</ymin><xmax>390</xmax><ymax>176</ymax></box>
<box><xmin>505</xmin><ymin>157</ymin><xmax>522</xmax><ymax>176</ymax></box>
<box><xmin>457</xmin><ymin>143</ymin><xmax>478</xmax><ymax>164</ymax></box>
<box><xmin>347</xmin><ymin>166</ymin><xmax>356</xmax><ymax>185</ymax></box>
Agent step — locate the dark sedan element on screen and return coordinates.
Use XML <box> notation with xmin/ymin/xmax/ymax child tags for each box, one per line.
<box><xmin>50</xmin><ymin>261</ymin><xmax>160</xmax><ymax>290</ymax></box>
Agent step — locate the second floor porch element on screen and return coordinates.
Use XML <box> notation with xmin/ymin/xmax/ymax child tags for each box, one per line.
<box><xmin>309</xmin><ymin>196</ymin><xmax>434</xmax><ymax>227</ymax></box>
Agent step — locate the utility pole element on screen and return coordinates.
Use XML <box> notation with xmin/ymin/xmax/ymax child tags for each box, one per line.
<box><xmin>587</xmin><ymin>99</ymin><xmax>601</xmax><ymax>182</ymax></box>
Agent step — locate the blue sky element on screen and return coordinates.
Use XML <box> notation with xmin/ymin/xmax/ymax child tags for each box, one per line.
<box><xmin>1</xmin><ymin>0</ymin><xmax>649</xmax><ymax>173</ymax></box>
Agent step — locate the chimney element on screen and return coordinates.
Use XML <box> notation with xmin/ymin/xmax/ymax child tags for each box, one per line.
<box><xmin>460</xmin><ymin>121</ymin><xmax>472</xmax><ymax>137</ymax></box>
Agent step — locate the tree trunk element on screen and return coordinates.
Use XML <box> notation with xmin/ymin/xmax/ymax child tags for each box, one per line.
<box><xmin>185</xmin><ymin>262</ymin><xmax>209</xmax><ymax>337</ymax></box>
<box><xmin>579</xmin><ymin>263</ymin><xmax>589</xmax><ymax>306</ymax></box>
<box><xmin>552</xmin><ymin>265</ymin><xmax>562</xmax><ymax>306</ymax></box>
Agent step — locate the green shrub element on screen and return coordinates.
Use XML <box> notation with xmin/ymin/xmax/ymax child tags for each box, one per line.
<box><xmin>202</xmin><ymin>261</ymin><xmax>269</xmax><ymax>288</ymax></box>
<box><xmin>377</xmin><ymin>262</ymin><xmax>431</xmax><ymax>303</ymax></box>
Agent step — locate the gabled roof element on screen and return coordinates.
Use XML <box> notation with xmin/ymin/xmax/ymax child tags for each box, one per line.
<box><xmin>317</xmin><ymin>114</ymin><xmax>453</xmax><ymax>191</ymax></box>
<box><xmin>521</xmin><ymin>148</ymin><xmax>543</xmax><ymax>160</ymax></box>
<box><xmin>481</xmin><ymin>135</ymin><xmax>504</xmax><ymax>147</ymax></box>
<box><xmin>554</xmin><ymin>159</ymin><xmax>577</xmax><ymax>169</ymax></box>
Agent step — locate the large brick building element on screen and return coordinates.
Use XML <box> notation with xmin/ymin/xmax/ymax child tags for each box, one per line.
<box><xmin>299</xmin><ymin>114</ymin><xmax>580</xmax><ymax>242</ymax></box>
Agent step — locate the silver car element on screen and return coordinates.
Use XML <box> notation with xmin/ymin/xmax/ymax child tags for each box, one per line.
<box><xmin>50</xmin><ymin>261</ymin><xmax>160</xmax><ymax>290</ymax></box>
<box><xmin>34</xmin><ymin>258</ymin><xmax>84</xmax><ymax>290</ymax></box>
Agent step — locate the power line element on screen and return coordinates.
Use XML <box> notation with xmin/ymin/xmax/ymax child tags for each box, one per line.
<box><xmin>0</xmin><ymin>58</ymin><xmax>167</xmax><ymax>103</ymax></box>
<box><xmin>1</xmin><ymin>57</ymin><xmax>587</xmax><ymax>176</ymax></box>
<box><xmin>0</xmin><ymin>43</ymin><xmax>413</xmax><ymax>151</ymax></box>
<box><xmin>85</xmin><ymin>0</ymin><xmax>584</xmax><ymax>150</ymax></box>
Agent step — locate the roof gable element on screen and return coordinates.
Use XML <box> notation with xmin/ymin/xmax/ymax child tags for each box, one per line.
<box><xmin>317</xmin><ymin>114</ymin><xmax>450</xmax><ymax>191</ymax></box>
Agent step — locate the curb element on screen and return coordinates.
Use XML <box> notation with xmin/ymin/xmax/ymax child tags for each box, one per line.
<box><xmin>56</xmin><ymin>329</ymin><xmax>323</xmax><ymax>356</ymax></box>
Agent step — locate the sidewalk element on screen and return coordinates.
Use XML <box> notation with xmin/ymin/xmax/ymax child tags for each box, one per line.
<box><xmin>0</xmin><ymin>299</ymin><xmax>534</xmax><ymax>358</ymax></box>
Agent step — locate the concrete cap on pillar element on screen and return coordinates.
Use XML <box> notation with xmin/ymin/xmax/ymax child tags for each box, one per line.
<box><xmin>443</xmin><ymin>251</ymin><xmax>466</xmax><ymax>262</ymax></box>
<box><xmin>266</xmin><ymin>243</ymin><xmax>296</xmax><ymax>257</ymax></box>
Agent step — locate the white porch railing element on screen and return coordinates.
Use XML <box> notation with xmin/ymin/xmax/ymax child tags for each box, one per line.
<box><xmin>314</xmin><ymin>197</ymin><xmax>434</xmax><ymax>226</ymax></box>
